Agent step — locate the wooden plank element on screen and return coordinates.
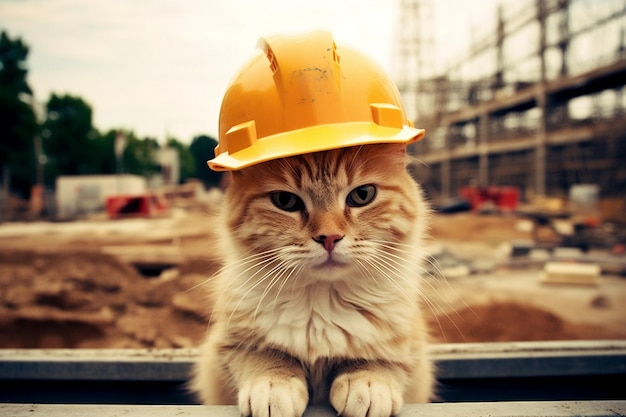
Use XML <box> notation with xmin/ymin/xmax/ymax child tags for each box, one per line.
<box><xmin>541</xmin><ymin>261</ymin><xmax>601</xmax><ymax>286</ymax></box>
<box><xmin>1</xmin><ymin>401</ymin><xmax>625</xmax><ymax>417</ymax></box>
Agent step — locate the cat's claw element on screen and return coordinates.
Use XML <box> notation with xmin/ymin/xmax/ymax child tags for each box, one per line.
<box><xmin>330</xmin><ymin>370</ymin><xmax>403</xmax><ymax>417</ymax></box>
<box><xmin>238</xmin><ymin>375</ymin><xmax>308</xmax><ymax>417</ymax></box>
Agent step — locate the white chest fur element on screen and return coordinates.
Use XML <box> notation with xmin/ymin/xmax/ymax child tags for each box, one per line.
<box><xmin>249</xmin><ymin>280</ymin><xmax>417</xmax><ymax>362</ymax></box>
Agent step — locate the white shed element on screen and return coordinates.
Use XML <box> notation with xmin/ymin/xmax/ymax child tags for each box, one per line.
<box><xmin>55</xmin><ymin>175</ymin><xmax>146</xmax><ymax>219</ymax></box>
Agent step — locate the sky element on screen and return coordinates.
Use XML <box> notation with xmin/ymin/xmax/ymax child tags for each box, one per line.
<box><xmin>1</xmin><ymin>0</ymin><xmax>504</xmax><ymax>143</ymax></box>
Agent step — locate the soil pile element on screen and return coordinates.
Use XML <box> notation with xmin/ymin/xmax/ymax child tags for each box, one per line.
<box><xmin>1</xmin><ymin>248</ymin><xmax>623</xmax><ymax>349</ymax></box>
<box><xmin>0</xmin><ymin>250</ymin><xmax>218</xmax><ymax>348</ymax></box>
<box><xmin>429</xmin><ymin>301</ymin><xmax>618</xmax><ymax>343</ymax></box>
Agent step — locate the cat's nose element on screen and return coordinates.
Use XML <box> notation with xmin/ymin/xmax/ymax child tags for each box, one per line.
<box><xmin>313</xmin><ymin>234</ymin><xmax>344</xmax><ymax>253</ymax></box>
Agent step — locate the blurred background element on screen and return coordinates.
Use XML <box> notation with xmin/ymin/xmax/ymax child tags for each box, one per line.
<box><xmin>0</xmin><ymin>0</ymin><xmax>625</xmax><ymax>350</ymax></box>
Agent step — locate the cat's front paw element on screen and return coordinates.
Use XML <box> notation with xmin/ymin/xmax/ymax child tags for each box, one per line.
<box><xmin>238</xmin><ymin>375</ymin><xmax>308</xmax><ymax>417</ymax></box>
<box><xmin>330</xmin><ymin>370</ymin><xmax>403</xmax><ymax>417</ymax></box>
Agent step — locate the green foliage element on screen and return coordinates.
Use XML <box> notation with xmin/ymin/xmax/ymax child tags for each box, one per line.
<box><xmin>1</xmin><ymin>30</ymin><xmax>217</xmax><ymax>194</ymax></box>
<box><xmin>0</xmin><ymin>31</ymin><xmax>32</xmax><ymax>96</ymax></box>
<box><xmin>0</xmin><ymin>30</ymin><xmax>37</xmax><ymax>197</ymax></box>
<box><xmin>41</xmin><ymin>93</ymin><xmax>98</xmax><ymax>183</ymax></box>
<box><xmin>91</xmin><ymin>130</ymin><xmax>119</xmax><ymax>175</ymax></box>
<box><xmin>122</xmin><ymin>133</ymin><xmax>161</xmax><ymax>177</ymax></box>
<box><xmin>189</xmin><ymin>135</ymin><xmax>222</xmax><ymax>188</ymax></box>
<box><xmin>40</xmin><ymin>97</ymin><xmax>210</xmax><ymax>187</ymax></box>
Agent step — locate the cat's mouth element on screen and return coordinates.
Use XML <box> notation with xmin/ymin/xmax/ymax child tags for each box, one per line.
<box><xmin>313</xmin><ymin>256</ymin><xmax>348</xmax><ymax>270</ymax></box>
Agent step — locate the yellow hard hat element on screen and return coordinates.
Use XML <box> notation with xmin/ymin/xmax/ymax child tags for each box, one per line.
<box><xmin>208</xmin><ymin>30</ymin><xmax>425</xmax><ymax>171</ymax></box>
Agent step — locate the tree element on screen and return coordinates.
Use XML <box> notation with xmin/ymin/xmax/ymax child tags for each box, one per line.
<box><xmin>91</xmin><ymin>129</ymin><xmax>119</xmax><ymax>175</ymax></box>
<box><xmin>189</xmin><ymin>134</ymin><xmax>222</xmax><ymax>188</ymax></box>
<box><xmin>122</xmin><ymin>133</ymin><xmax>161</xmax><ymax>178</ymax></box>
<box><xmin>0</xmin><ymin>31</ymin><xmax>37</xmax><ymax>197</ymax></box>
<box><xmin>77</xmin><ymin>129</ymin><xmax>164</xmax><ymax>179</ymax></box>
<box><xmin>41</xmin><ymin>93</ymin><xmax>99</xmax><ymax>184</ymax></box>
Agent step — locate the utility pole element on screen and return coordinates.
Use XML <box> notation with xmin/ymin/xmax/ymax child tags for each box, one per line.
<box><xmin>114</xmin><ymin>131</ymin><xmax>127</xmax><ymax>194</ymax></box>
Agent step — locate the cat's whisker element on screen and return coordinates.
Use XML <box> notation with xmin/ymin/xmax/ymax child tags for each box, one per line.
<box><xmin>183</xmin><ymin>272</ymin><xmax>220</xmax><ymax>294</ymax></box>
<box><xmin>268</xmin><ymin>262</ymin><xmax>305</xmax><ymax>313</ymax></box>
<box><xmin>220</xmin><ymin>247</ymin><xmax>286</xmax><ymax>274</ymax></box>
<box><xmin>226</xmin><ymin>251</ymin><xmax>286</xmax><ymax>291</ymax></box>
<box><xmin>367</xmin><ymin>240</ymin><xmax>430</xmax><ymax>266</ymax></box>
<box><xmin>357</xmin><ymin>255</ymin><xmax>415</xmax><ymax>302</ymax></box>
<box><xmin>363</xmin><ymin>254</ymin><xmax>413</xmax><ymax>289</ymax></box>
<box><xmin>420</xmin><ymin>285</ymin><xmax>468</xmax><ymax>343</ymax></box>
<box><xmin>420</xmin><ymin>250</ymin><xmax>475</xmax><ymax>315</ymax></box>
<box><xmin>366</xmin><ymin>247</ymin><xmax>417</xmax><ymax>272</ymax></box>
<box><xmin>206</xmin><ymin>253</ymin><xmax>282</xmax><ymax>328</ymax></box>
<box><xmin>252</xmin><ymin>259</ymin><xmax>297</xmax><ymax>320</ymax></box>
<box><xmin>220</xmin><ymin>246</ymin><xmax>312</xmax><ymax>326</ymax></box>
<box><xmin>376</xmin><ymin>243</ymin><xmax>430</xmax><ymax>265</ymax></box>
<box><xmin>354</xmin><ymin>259</ymin><xmax>386</xmax><ymax>285</ymax></box>
<box><xmin>413</xmin><ymin>262</ymin><xmax>470</xmax><ymax>343</ymax></box>
<box><xmin>218</xmin><ymin>262</ymin><xmax>274</xmax><ymax>310</ymax></box>
<box><xmin>355</xmin><ymin>239</ymin><xmax>467</xmax><ymax>336</ymax></box>
<box><xmin>353</xmin><ymin>259</ymin><xmax>382</xmax><ymax>286</ymax></box>
<box><xmin>252</xmin><ymin>274</ymin><xmax>283</xmax><ymax>320</ymax></box>
<box><xmin>365</xmin><ymin>247</ymin><xmax>417</xmax><ymax>280</ymax></box>
<box><xmin>227</xmin><ymin>257</ymin><xmax>277</xmax><ymax>292</ymax></box>
<box><xmin>369</xmin><ymin>239</ymin><xmax>420</xmax><ymax>252</ymax></box>
<box><xmin>418</xmin><ymin>261</ymin><xmax>470</xmax><ymax>328</ymax></box>
<box><xmin>221</xmin><ymin>256</ymin><xmax>285</xmax><ymax>327</ymax></box>
<box><xmin>187</xmin><ymin>247</ymin><xmax>285</xmax><ymax>296</ymax></box>
<box><xmin>253</xmin><ymin>262</ymin><xmax>304</xmax><ymax>318</ymax></box>
<box><xmin>358</xmin><ymin>245</ymin><xmax>467</xmax><ymax>342</ymax></box>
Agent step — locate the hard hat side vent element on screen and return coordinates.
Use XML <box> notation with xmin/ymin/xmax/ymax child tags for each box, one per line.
<box><xmin>225</xmin><ymin>120</ymin><xmax>258</xmax><ymax>154</ymax></box>
<box><xmin>370</xmin><ymin>103</ymin><xmax>404</xmax><ymax>129</ymax></box>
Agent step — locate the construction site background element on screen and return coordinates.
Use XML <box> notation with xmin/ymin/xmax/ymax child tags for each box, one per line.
<box><xmin>396</xmin><ymin>0</ymin><xmax>625</xmax><ymax>213</ymax></box>
<box><xmin>0</xmin><ymin>0</ymin><xmax>625</xmax><ymax>351</ymax></box>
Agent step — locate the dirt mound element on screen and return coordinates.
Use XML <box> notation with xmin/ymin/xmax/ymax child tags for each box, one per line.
<box><xmin>0</xmin><ymin>247</ymin><xmax>620</xmax><ymax>349</ymax></box>
<box><xmin>0</xmin><ymin>250</ymin><xmax>218</xmax><ymax>348</ymax></box>
<box><xmin>430</xmin><ymin>301</ymin><xmax>618</xmax><ymax>343</ymax></box>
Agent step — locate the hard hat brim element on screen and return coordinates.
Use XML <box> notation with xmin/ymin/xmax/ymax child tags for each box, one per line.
<box><xmin>207</xmin><ymin>122</ymin><xmax>425</xmax><ymax>171</ymax></box>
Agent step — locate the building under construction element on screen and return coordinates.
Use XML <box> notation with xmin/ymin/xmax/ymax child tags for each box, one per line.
<box><xmin>400</xmin><ymin>0</ymin><xmax>626</xmax><ymax>202</ymax></box>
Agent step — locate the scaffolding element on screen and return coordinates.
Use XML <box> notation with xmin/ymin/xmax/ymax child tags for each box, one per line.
<box><xmin>393</xmin><ymin>0</ymin><xmax>435</xmax><ymax>121</ymax></box>
<box><xmin>400</xmin><ymin>0</ymin><xmax>626</xmax><ymax>201</ymax></box>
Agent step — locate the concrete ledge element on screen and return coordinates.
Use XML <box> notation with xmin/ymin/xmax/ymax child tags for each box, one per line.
<box><xmin>1</xmin><ymin>401</ymin><xmax>625</xmax><ymax>417</ymax></box>
<box><xmin>1</xmin><ymin>341</ymin><xmax>625</xmax><ymax>380</ymax></box>
<box><xmin>1</xmin><ymin>341</ymin><xmax>625</xmax><ymax>404</ymax></box>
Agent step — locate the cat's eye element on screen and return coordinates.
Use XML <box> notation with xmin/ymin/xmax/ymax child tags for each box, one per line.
<box><xmin>346</xmin><ymin>184</ymin><xmax>377</xmax><ymax>207</ymax></box>
<box><xmin>270</xmin><ymin>191</ymin><xmax>304</xmax><ymax>212</ymax></box>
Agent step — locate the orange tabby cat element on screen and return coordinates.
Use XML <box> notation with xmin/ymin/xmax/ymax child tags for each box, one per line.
<box><xmin>191</xmin><ymin>142</ymin><xmax>434</xmax><ymax>417</ymax></box>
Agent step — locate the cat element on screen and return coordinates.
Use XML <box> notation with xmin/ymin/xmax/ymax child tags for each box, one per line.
<box><xmin>191</xmin><ymin>142</ymin><xmax>434</xmax><ymax>417</ymax></box>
